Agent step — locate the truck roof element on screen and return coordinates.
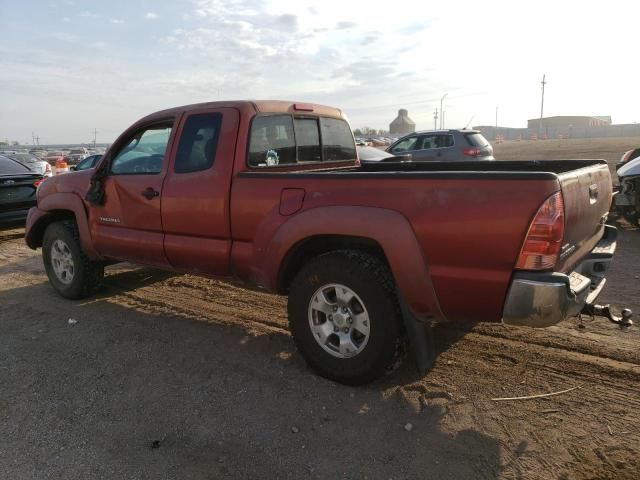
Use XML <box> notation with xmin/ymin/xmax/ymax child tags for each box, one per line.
<box><xmin>135</xmin><ymin>100</ymin><xmax>345</xmax><ymax>126</ymax></box>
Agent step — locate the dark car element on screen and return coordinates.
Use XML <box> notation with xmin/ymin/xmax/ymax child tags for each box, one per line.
<box><xmin>356</xmin><ymin>146</ymin><xmax>411</xmax><ymax>164</ymax></box>
<box><xmin>386</xmin><ymin>129</ymin><xmax>494</xmax><ymax>161</ymax></box>
<box><xmin>0</xmin><ymin>155</ymin><xmax>46</xmax><ymax>225</ymax></box>
<box><xmin>70</xmin><ymin>154</ymin><xmax>102</xmax><ymax>171</ymax></box>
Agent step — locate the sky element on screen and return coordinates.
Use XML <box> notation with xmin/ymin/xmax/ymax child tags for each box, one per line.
<box><xmin>0</xmin><ymin>0</ymin><xmax>638</xmax><ymax>144</ymax></box>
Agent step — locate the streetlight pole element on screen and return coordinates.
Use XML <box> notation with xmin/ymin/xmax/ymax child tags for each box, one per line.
<box><xmin>539</xmin><ymin>74</ymin><xmax>546</xmax><ymax>132</ymax></box>
<box><xmin>440</xmin><ymin>93</ymin><xmax>448</xmax><ymax>129</ymax></box>
<box><xmin>433</xmin><ymin>108</ymin><xmax>438</xmax><ymax>130</ymax></box>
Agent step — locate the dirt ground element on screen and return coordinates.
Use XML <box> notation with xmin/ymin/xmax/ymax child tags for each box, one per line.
<box><xmin>1</xmin><ymin>141</ymin><xmax>640</xmax><ymax>479</ymax></box>
<box><xmin>493</xmin><ymin>136</ymin><xmax>640</xmax><ymax>182</ymax></box>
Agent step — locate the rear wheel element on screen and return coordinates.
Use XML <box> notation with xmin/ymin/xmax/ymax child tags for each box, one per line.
<box><xmin>42</xmin><ymin>220</ymin><xmax>104</xmax><ymax>299</ymax></box>
<box><xmin>288</xmin><ymin>250</ymin><xmax>404</xmax><ymax>385</ymax></box>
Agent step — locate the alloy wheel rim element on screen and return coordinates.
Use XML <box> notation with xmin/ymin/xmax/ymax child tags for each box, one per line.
<box><xmin>50</xmin><ymin>239</ymin><xmax>75</xmax><ymax>285</ymax></box>
<box><xmin>308</xmin><ymin>283</ymin><xmax>371</xmax><ymax>358</ymax></box>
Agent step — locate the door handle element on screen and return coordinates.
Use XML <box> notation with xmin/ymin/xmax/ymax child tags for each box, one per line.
<box><xmin>141</xmin><ymin>188</ymin><xmax>160</xmax><ymax>200</ymax></box>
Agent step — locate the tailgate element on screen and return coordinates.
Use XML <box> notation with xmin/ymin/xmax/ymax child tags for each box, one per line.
<box><xmin>556</xmin><ymin>162</ymin><xmax>612</xmax><ymax>272</ymax></box>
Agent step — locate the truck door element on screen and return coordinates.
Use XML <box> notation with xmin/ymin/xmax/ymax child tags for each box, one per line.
<box><xmin>161</xmin><ymin>107</ymin><xmax>240</xmax><ymax>276</ymax></box>
<box><xmin>89</xmin><ymin>121</ymin><xmax>176</xmax><ymax>267</ymax></box>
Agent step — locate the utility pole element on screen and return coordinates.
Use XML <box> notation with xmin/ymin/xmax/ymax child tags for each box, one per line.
<box><xmin>440</xmin><ymin>93</ymin><xmax>448</xmax><ymax>129</ymax></box>
<box><xmin>32</xmin><ymin>131</ymin><xmax>36</xmax><ymax>145</ymax></box>
<box><xmin>495</xmin><ymin>106</ymin><xmax>498</xmax><ymax>129</ymax></box>
<box><xmin>433</xmin><ymin>108</ymin><xmax>438</xmax><ymax>130</ymax></box>
<box><xmin>92</xmin><ymin>128</ymin><xmax>98</xmax><ymax>147</ymax></box>
<box><xmin>35</xmin><ymin>135</ymin><xmax>40</xmax><ymax>145</ymax></box>
<box><xmin>539</xmin><ymin>74</ymin><xmax>546</xmax><ymax>132</ymax></box>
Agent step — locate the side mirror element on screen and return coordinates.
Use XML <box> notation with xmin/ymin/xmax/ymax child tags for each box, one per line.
<box><xmin>69</xmin><ymin>165</ymin><xmax>77</xmax><ymax>171</ymax></box>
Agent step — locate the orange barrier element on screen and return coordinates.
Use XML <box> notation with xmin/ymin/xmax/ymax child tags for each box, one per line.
<box><xmin>54</xmin><ymin>159</ymin><xmax>69</xmax><ymax>174</ymax></box>
<box><xmin>495</xmin><ymin>134</ymin><xmax>505</xmax><ymax>144</ymax></box>
<box><xmin>530</xmin><ymin>134</ymin><xmax>538</xmax><ymax>141</ymax></box>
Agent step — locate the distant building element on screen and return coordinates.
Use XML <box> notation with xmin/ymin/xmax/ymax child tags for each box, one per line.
<box><xmin>389</xmin><ymin>109</ymin><xmax>416</xmax><ymax>135</ymax></box>
<box><xmin>527</xmin><ymin>115</ymin><xmax>612</xmax><ymax>129</ymax></box>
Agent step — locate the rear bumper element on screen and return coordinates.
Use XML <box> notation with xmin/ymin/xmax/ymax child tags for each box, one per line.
<box><xmin>0</xmin><ymin>204</ymin><xmax>35</xmax><ymax>226</ymax></box>
<box><xmin>502</xmin><ymin>225</ymin><xmax>617</xmax><ymax>327</ymax></box>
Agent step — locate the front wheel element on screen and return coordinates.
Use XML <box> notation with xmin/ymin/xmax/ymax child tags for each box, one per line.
<box><xmin>42</xmin><ymin>220</ymin><xmax>104</xmax><ymax>299</ymax></box>
<box><xmin>287</xmin><ymin>251</ymin><xmax>404</xmax><ymax>385</ymax></box>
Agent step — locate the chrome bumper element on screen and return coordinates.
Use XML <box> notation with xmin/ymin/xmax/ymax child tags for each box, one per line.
<box><xmin>502</xmin><ymin>225</ymin><xmax>617</xmax><ymax>328</ymax></box>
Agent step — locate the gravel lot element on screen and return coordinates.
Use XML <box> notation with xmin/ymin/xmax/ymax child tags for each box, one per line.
<box><xmin>0</xmin><ymin>219</ymin><xmax>640</xmax><ymax>479</ymax></box>
<box><xmin>1</xmin><ymin>210</ymin><xmax>639</xmax><ymax>478</ymax></box>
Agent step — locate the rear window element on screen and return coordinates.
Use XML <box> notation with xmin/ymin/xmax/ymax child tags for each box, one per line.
<box><xmin>248</xmin><ymin>115</ymin><xmax>296</xmax><ymax>167</ymax></box>
<box><xmin>464</xmin><ymin>133</ymin><xmax>489</xmax><ymax>147</ymax></box>
<box><xmin>248</xmin><ymin>115</ymin><xmax>356</xmax><ymax>167</ymax></box>
<box><xmin>0</xmin><ymin>155</ymin><xmax>32</xmax><ymax>175</ymax></box>
<box><xmin>320</xmin><ymin>117</ymin><xmax>356</xmax><ymax>161</ymax></box>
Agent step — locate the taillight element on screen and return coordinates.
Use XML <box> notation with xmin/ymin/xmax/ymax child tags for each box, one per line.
<box><xmin>463</xmin><ymin>147</ymin><xmax>481</xmax><ymax>157</ymax></box>
<box><xmin>516</xmin><ymin>192</ymin><xmax>565</xmax><ymax>270</ymax></box>
<box><xmin>33</xmin><ymin>179</ymin><xmax>44</xmax><ymax>188</ymax></box>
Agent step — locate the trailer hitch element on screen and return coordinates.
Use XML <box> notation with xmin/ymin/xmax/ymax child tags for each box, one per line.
<box><xmin>581</xmin><ymin>303</ymin><xmax>633</xmax><ymax>329</ymax></box>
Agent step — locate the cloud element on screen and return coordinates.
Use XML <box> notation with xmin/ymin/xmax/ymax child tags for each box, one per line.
<box><xmin>145</xmin><ymin>12</ymin><xmax>159</xmax><ymax>19</ymax></box>
<box><xmin>336</xmin><ymin>21</ymin><xmax>356</xmax><ymax>30</ymax></box>
<box><xmin>62</xmin><ymin>17</ymin><xmax>70</xmax><ymax>22</ymax></box>
<box><xmin>78</xmin><ymin>11</ymin><xmax>96</xmax><ymax>18</ymax></box>
<box><xmin>110</xmin><ymin>19</ymin><xmax>125</xmax><ymax>24</ymax></box>
<box><xmin>193</xmin><ymin>0</ymin><xmax>260</xmax><ymax>17</ymax></box>
<box><xmin>274</xmin><ymin>14</ymin><xmax>298</xmax><ymax>31</ymax></box>
<box><xmin>361</xmin><ymin>34</ymin><xmax>379</xmax><ymax>46</ymax></box>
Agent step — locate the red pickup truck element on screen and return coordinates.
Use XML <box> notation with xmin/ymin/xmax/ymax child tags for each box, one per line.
<box><xmin>25</xmin><ymin>100</ymin><xmax>617</xmax><ymax>384</ymax></box>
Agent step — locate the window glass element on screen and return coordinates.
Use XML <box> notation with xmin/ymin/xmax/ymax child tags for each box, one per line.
<box><xmin>465</xmin><ymin>133</ymin><xmax>489</xmax><ymax>147</ymax></box>
<box><xmin>248</xmin><ymin>115</ymin><xmax>296</xmax><ymax>167</ymax></box>
<box><xmin>435</xmin><ymin>134</ymin><xmax>454</xmax><ymax>148</ymax></box>
<box><xmin>320</xmin><ymin>117</ymin><xmax>356</xmax><ymax>161</ymax></box>
<box><xmin>392</xmin><ymin>136</ymin><xmax>418</xmax><ymax>153</ymax></box>
<box><xmin>111</xmin><ymin>126</ymin><xmax>171</xmax><ymax>175</ymax></box>
<box><xmin>419</xmin><ymin>135</ymin><xmax>436</xmax><ymax>150</ymax></box>
<box><xmin>175</xmin><ymin>113</ymin><xmax>222</xmax><ymax>173</ymax></box>
<box><xmin>294</xmin><ymin>118</ymin><xmax>321</xmax><ymax>162</ymax></box>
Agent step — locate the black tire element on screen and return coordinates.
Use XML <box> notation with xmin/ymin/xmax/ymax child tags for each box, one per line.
<box><xmin>287</xmin><ymin>250</ymin><xmax>404</xmax><ymax>385</ymax></box>
<box><xmin>622</xmin><ymin>210</ymin><xmax>640</xmax><ymax>226</ymax></box>
<box><xmin>42</xmin><ymin>220</ymin><xmax>104</xmax><ymax>299</ymax></box>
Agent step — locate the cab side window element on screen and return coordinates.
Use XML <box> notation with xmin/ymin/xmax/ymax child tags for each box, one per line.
<box><xmin>174</xmin><ymin>113</ymin><xmax>222</xmax><ymax>173</ymax></box>
<box><xmin>111</xmin><ymin>125</ymin><xmax>172</xmax><ymax>175</ymax></box>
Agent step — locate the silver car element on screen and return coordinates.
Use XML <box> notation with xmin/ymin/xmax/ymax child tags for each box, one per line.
<box><xmin>386</xmin><ymin>129</ymin><xmax>494</xmax><ymax>161</ymax></box>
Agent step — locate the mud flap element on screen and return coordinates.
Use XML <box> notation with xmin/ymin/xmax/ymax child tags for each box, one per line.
<box><xmin>398</xmin><ymin>294</ymin><xmax>435</xmax><ymax>374</ymax></box>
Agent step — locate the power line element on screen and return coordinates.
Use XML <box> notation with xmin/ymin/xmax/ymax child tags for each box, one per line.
<box><xmin>539</xmin><ymin>74</ymin><xmax>547</xmax><ymax>131</ymax></box>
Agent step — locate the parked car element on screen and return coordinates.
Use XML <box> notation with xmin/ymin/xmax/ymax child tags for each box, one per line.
<box><xmin>616</xmin><ymin>148</ymin><xmax>640</xmax><ymax>171</ymax></box>
<box><xmin>613</xmin><ymin>155</ymin><xmax>640</xmax><ymax>226</ymax></box>
<box><xmin>29</xmin><ymin>148</ymin><xmax>47</xmax><ymax>157</ymax></box>
<box><xmin>7</xmin><ymin>153</ymin><xmax>53</xmax><ymax>177</ymax></box>
<box><xmin>0</xmin><ymin>154</ymin><xmax>46</xmax><ymax>225</ymax></box>
<box><xmin>45</xmin><ymin>151</ymin><xmax>66</xmax><ymax>165</ymax></box>
<box><xmin>70</xmin><ymin>154</ymin><xmax>102</xmax><ymax>171</ymax></box>
<box><xmin>357</xmin><ymin>146</ymin><xmax>411</xmax><ymax>164</ymax></box>
<box><xmin>25</xmin><ymin>100</ymin><xmax>617</xmax><ymax>385</ymax></box>
<box><xmin>386</xmin><ymin>129</ymin><xmax>494</xmax><ymax>161</ymax></box>
<box><xmin>68</xmin><ymin>148</ymin><xmax>89</xmax><ymax>164</ymax></box>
